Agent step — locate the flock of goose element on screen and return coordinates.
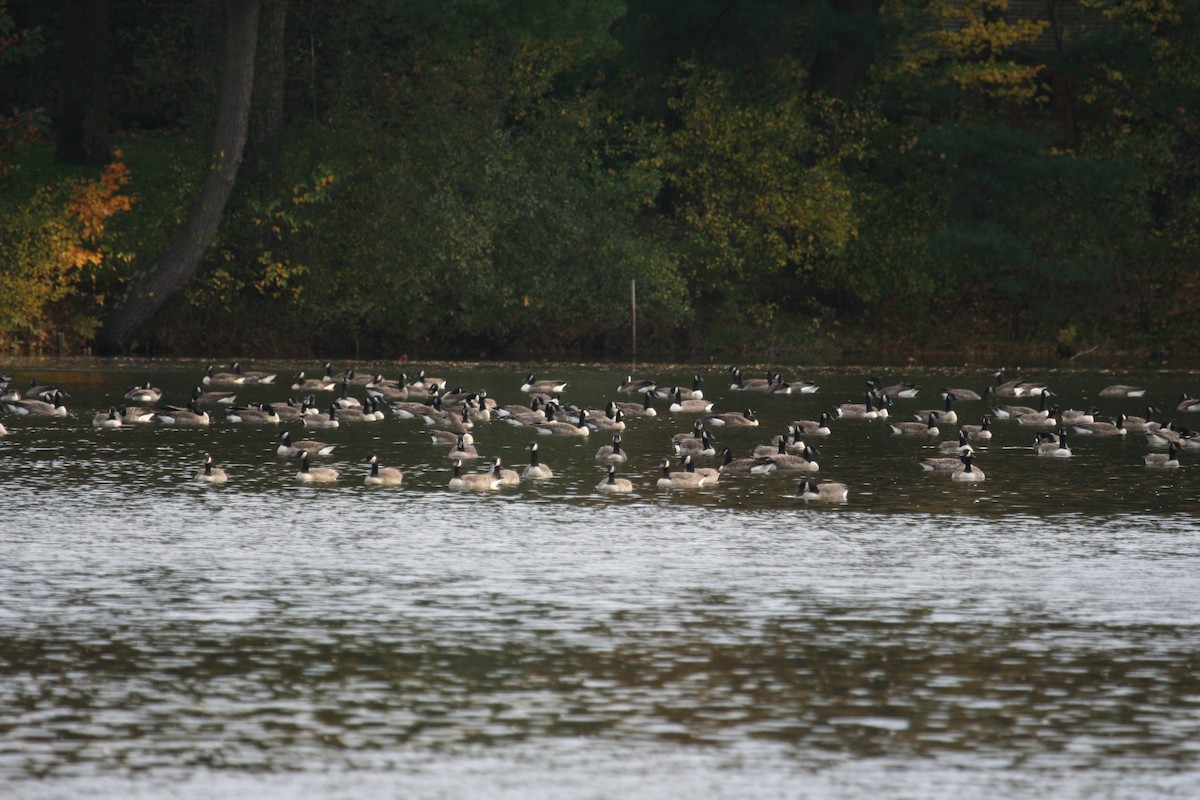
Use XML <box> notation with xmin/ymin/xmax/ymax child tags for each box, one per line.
<box><xmin>1</xmin><ymin>363</ymin><xmax>1197</xmax><ymax>500</ymax></box>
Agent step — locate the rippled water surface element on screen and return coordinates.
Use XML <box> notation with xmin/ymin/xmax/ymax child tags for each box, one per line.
<box><xmin>2</xmin><ymin>359</ymin><xmax>1199</xmax><ymax>798</ymax></box>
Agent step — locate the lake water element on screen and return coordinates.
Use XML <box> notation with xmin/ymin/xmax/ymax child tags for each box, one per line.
<box><xmin>2</xmin><ymin>358</ymin><xmax>1199</xmax><ymax>798</ymax></box>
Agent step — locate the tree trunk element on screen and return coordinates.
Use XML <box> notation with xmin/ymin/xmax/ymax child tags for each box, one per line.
<box><xmin>56</xmin><ymin>0</ymin><xmax>111</xmax><ymax>165</ymax></box>
<box><xmin>95</xmin><ymin>0</ymin><xmax>261</xmax><ymax>354</ymax></box>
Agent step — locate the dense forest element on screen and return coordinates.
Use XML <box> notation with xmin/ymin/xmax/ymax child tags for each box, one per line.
<box><xmin>0</xmin><ymin>0</ymin><xmax>1197</xmax><ymax>361</ymax></box>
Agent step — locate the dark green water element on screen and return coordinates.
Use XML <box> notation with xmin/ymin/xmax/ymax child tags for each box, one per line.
<box><xmin>1</xmin><ymin>359</ymin><xmax>1198</xmax><ymax>798</ymax></box>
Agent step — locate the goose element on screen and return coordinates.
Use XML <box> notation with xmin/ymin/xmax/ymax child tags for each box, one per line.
<box><xmin>391</xmin><ymin>390</ymin><xmax>441</xmax><ymax>419</ymax></box>
<box><xmin>588</xmin><ymin>408</ymin><xmax>626</xmax><ymax>432</ymax></box>
<box><xmin>869</xmin><ymin>376</ymin><xmax>920</xmax><ymax>399</ymax></box>
<box><xmin>920</xmin><ymin>451</ymin><xmax>975</xmax><ymax>471</ymax></box>
<box><xmin>938</xmin><ymin>427</ymin><xmax>974</xmax><ymax>452</ymax></box>
<box><xmin>791</xmin><ymin>412</ymin><xmax>833</xmax><ymax>437</ymax></box>
<box><xmin>448</xmin><ymin>459</ymin><xmax>500</xmax><ymax>491</ymax></box>
<box><xmin>1072</xmin><ymin>413</ymin><xmax>1128</xmax><ymax>436</ymax></box>
<box><xmin>669</xmin><ymin>388</ymin><xmax>714</xmax><ymax>414</ymax></box>
<box><xmin>496</xmin><ymin>396</ymin><xmax>547</xmax><ymax>424</ymax></box>
<box><xmin>655</xmin><ymin>373</ymin><xmax>704</xmax><ymax>400</ymax></box>
<box><xmin>617</xmin><ymin>376</ymin><xmax>657</xmax><ymax>394</ymax></box>
<box><xmin>1144</xmin><ymin>442</ymin><xmax>1182</xmax><ymax>469</ymax></box>
<box><xmin>123</xmin><ymin>382</ymin><xmax>163</xmax><ymax>404</ymax></box>
<box><xmin>302</xmin><ymin>406</ymin><xmax>340</xmax><ymax>429</ymax></box>
<box><xmin>754</xmin><ymin>432</ymin><xmax>797</xmax><ymax>458</ymax></box>
<box><xmin>992</xmin><ymin>371</ymin><xmax>1049</xmax><ymax>398</ymax></box>
<box><xmin>990</xmin><ymin>388</ymin><xmax>1053</xmax><ymax>419</ymax></box>
<box><xmin>941</xmin><ymin>386</ymin><xmax>982</xmax><ymax>401</ymax></box>
<box><xmin>226</xmin><ymin>403</ymin><xmax>281</xmax><ymax>424</ymax></box>
<box><xmin>679</xmin><ymin>453</ymin><xmax>720</xmax><ymax>483</ymax></box>
<box><xmin>522</xmin><ymin>441</ymin><xmax>554</xmax><ymax>479</ymax></box>
<box><xmin>657</xmin><ymin>457</ymin><xmax>708</xmax><ymax>488</ymax></box>
<box><xmin>778</xmin><ymin>377</ymin><xmax>820</xmax><ymax>394</ymax></box>
<box><xmin>674</xmin><ymin>429</ymin><xmax>717</xmax><ymax>458</ymax></box>
<box><xmin>334</xmin><ymin>398</ymin><xmax>384</xmax><ymax>423</ymax></box>
<box><xmin>1123</xmin><ymin>406</ymin><xmax>1160</xmax><ymax>433</ymax></box>
<box><xmin>951</xmin><ymin>452</ymin><xmax>986</xmax><ymax>482</ymax></box>
<box><xmin>295</xmin><ymin>451</ymin><xmax>339</xmax><ymax>483</ymax></box>
<box><xmin>231</xmin><ymin>362</ymin><xmax>277</xmax><ymax>384</ymax></box>
<box><xmin>1176</xmin><ymin>394</ymin><xmax>1200</xmax><ymax>413</ymax></box>
<box><xmin>718</xmin><ymin>448</ymin><xmax>777</xmax><ymax>475</ymax></box>
<box><xmin>705</xmin><ymin>408</ymin><xmax>758</xmax><ymax>427</ymax></box>
<box><xmin>1015</xmin><ymin>406</ymin><xmax>1058</xmax><ymax>427</ymax></box>
<box><xmin>597</xmin><ymin>464</ymin><xmax>633</xmax><ymax>493</ymax></box>
<box><xmin>277</xmin><ymin>430</ymin><xmax>336</xmax><ymax>458</ymax></box>
<box><xmin>364</xmin><ymin>454</ymin><xmax>403</xmax><ymax>486</ymax></box>
<box><xmin>765</xmin><ymin>443</ymin><xmax>819</xmax><ymax>472</ymax></box>
<box><xmin>796</xmin><ymin>480</ymin><xmax>848</xmax><ymax>502</ymax></box>
<box><xmin>194</xmin><ymin>454</ymin><xmax>228</xmax><ymax>484</ymax></box>
<box><xmin>203</xmin><ymin>364</ymin><xmax>242</xmax><ymax>386</ymax></box>
<box><xmin>1100</xmin><ymin>384</ymin><xmax>1146</xmax><ymax>398</ymax></box>
<box><xmin>612</xmin><ymin>392</ymin><xmax>657</xmax><ymax>418</ymax></box>
<box><xmin>258</xmin><ymin>398</ymin><xmax>306</xmax><ymax>422</ymax></box>
<box><xmin>4</xmin><ymin>389</ymin><xmax>69</xmax><ymax>417</ymax></box>
<box><xmin>365</xmin><ymin>373</ymin><xmax>411</xmax><ymax>401</ymax></box>
<box><xmin>155</xmin><ymin>401</ymin><xmax>210</xmax><ymax>426</ymax></box>
<box><xmin>671</xmin><ymin>419</ymin><xmax>708</xmax><ymax>444</ymax></box>
<box><xmin>411</xmin><ymin>370</ymin><xmax>446</xmax><ymax>391</ymax></box>
<box><xmin>915</xmin><ymin>394</ymin><xmax>957</xmax><ymax>425</ymax></box>
<box><xmin>730</xmin><ymin>368</ymin><xmax>776</xmax><ymax>392</ymax></box>
<box><xmin>534</xmin><ymin>407</ymin><xmax>590</xmax><ymax>436</ymax></box>
<box><xmin>292</xmin><ymin>363</ymin><xmax>339</xmax><ymax>392</ymax></box>
<box><xmin>447</xmin><ymin>435</ymin><xmax>480</xmax><ymax>460</ymax></box>
<box><xmin>92</xmin><ymin>407</ymin><xmax>123</xmax><ymax>428</ymax></box>
<box><xmin>17</xmin><ymin>379</ymin><xmax>63</xmax><ymax>402</ymax></box>
<box><xmin>333</xmin><ymin>381</ymin><xmax>363</xmax><ymax>410</ymax></box>
<box><xmin>891</xmin><ymin>413</ymin><xmax>941</xmax><ymax>437</ymax></box>
<box><xmin>1144</xmin><ymin>422</ymin><xmax>1196</xmax><ymax>449</ymax></box>
<box><xmin>959</xmin><ymin>415</ymin><xmax>993</xmax><ymax>440</ymax></box>
<box><xmin>340</xmin><ymin>369</ymin><xmax>374</xmax><ymax>388</ymax></box>
<box><xmin>119</xmin><ymin>405</ymin><xmax>157</xmax><ymax>424</ymax></box>
<box><xmin>522</xmin><ymin>374</ymin><xmax>568</xmax><ymax>394</ymax></box>
<box><xmin>428</xmin><ymin>428</ymin><xmax>474</xmax><ymax>446</ymax></box>
<box><xmin>835</xmin><ymin>392</ymin><xmax>888</xmax><ymax>420</ymax></box>
<box><xmin>191</xmin><ymin>385</ymin><xmax>238</xmax><ymax>406</ymax></box>
<box><xmin>1033</xmin><ymin>430</ymin><xmax>1072</xmax><ymax>457</ymax></box>
<box><xmin>0</xmin><ymin>421</ymin><xmax>8</xmax><ymax>435</ymax></box>
<box><xmin>595</xmin><ymin>433</ymin><xmax>629</xmax><ymax>464</ymax></box>
<box><xmin>423</xmin><ymin>400</ymin><xmax>473</xmax><ymax>432</ymax></box>
<box><xmin>1059</xmin><ymin>406</ymin><xmax>1099</xmax><ymax>425</ymax></box>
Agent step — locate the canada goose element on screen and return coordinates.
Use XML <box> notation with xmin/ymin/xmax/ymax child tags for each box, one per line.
<box><xmin>92</xmin><ymin>406</ymin><xmax>123</xmax><ymax>428</ymax></box>
<box><xmin>1015</xmin><ymin>407</ymin><xmax>1058</xmax><ymax>427</ymax></box>
<box><xmin>796</xmin><ymin>480</ymin><xmax>848</xmax><ymax>502</ymax></box>
<box><xmin>4</xmin><ymin>389</ymin><xmax>68</xmax><ymax>417</ymax></box>
<box><xmin>447</xmin><ymin>435</ymin><xmax>480</xmax><ymax>460</ymax></box>
<box><xmin>669</xmin><ymin>388</ymin><xmax>714</xmax><ymax>414</ymax></box>
<box><xmin>595</xmin><ymin>433</ymin><xmax>628</xmax><ymax>463</ymax></box>
<box><xmin>612</xmin><ymin>392</ymin><xmax>658</xmax><ymax>418</ymax></box>
<box><xmin>292</xmin><ymin>363</ymin><xmax>339</xmax><ymax>392</ymax></box>
<box><xmin>429</xmin><ymin>428</ymin><xmax>472</xmax><ymax>446</ymax></box>
<box><xmin>18</xmin><ymin>379</ymin><xmax>63</xmax><ymax>402</ymax></box>
<box><xmin>959</xmin><ymin>415</ymin><xmax>992</xmax><ymax>440</ymax></box>
<box><xmin>191</xmin><ymin>385</ymin><xmax>238</xmax><ymax>406</ymax></box>
<box><xmin>424</xmin><ymin>400</ymin><xmax>473</xmax><ymax>432</ymax></box>
<box><xmin>123</xmin><ymin>382</ymin><xmax>163</xmax><ymax>404</ymax></box>
<box><xmin>535</xmin><ymin>407</ymin><xmax>590</xmax><ymax>436</ymax></box>
<box><xmin>488</xmin><ymin>457</ymin><xmax>521</xmax><ymax>486</ymax></box>
<box><xmin>992</xmin><ymin>371</ymin><xmax>1049</xmax><ymax>398</ymax></box>
<box><xmin>333</xmin><ymin>380</ymin><xmax>363</xmax><ymax>410</ymax></box>
<box><xmin>1060</xmin><ymin>406</ymin><xmax>1099</xmax><ymax>425</ymax></box>
<box><xmin>589</xmin><ymin>408</ymin><xmax>626</xmax><ymax>432</ymax></box>
<box><xmin>302</xmin><ymin>407</ymin><xmax>340</xmax><ymax>429</ymax></box>
<box><xmin>938</xmin><ymin>429</ymin><xmax>973</xmax><ymax>454</ymax></box>
<box><xmin>277</xmin><ymin>430</ymin><xmax>336</xmax><ymax>458</ymax></box>
<box><xmin>522</xmin><ymin>441</ymin><xmax>554</xmax><ymax>479</ymax></box>
<box><xmin>941</xmin><ymin>386</ymin><xmax>982</xmax><ymax>401</ymax></box>
<box><xmin>391</xmin><ymin>389</ymin><xmax>441</xmax><ymax>419</ymax></box>
<box><xmin>1176</xmin><ymin>394</ymin><xmax>1200</xmax><ymax>413</ymax></box>
<box><xmin>657</xmin><ymin>457</ymin><xmax>708</xmax><ymax>488</ymax></box>
<box><xmin>754</xmin><ymin>432</ymin><xmax>796</xmax><ymax>458</ymax></box>
<box><xmin>1072</xmin><ymin>413</ymin><xmax>1128</xmax><ymax>436</ymax></box>
<box><xmin>869</xmin><ymin>376</ymin><xmax>920</xmax><ymax>399</ymax></box>
<box><xmin>766</xmin><ymin>444</ymin><xmax>819</xmax><ymax>472</ymax></box>
<box><xmin>915</xmin><ymin>394</ymin><xmax>957</xmax><ymax>425</ymax></box>
<box><xmin>1100</xmin><ymin>384</ymin><xmax>1146</xmax><ymax>398</ymax></box>
<box><xmin>951</xmin><ymin>453</ymin><xmax>985</xmax><ymax>482</ymax></box>
<box><xmin>1123</xmin><ymin>406</ymin><xmax>1160</xmax><ymax>433</ymax></box>
<box><xmin>705</xmin><ymin>408</ymin><xmax>758</xmax><ymax>427</ymax></box>
<box><xmin>1144</xmin><ymin>442</ymin><xmax>1182</xmax><ymax>468</ymax></box>
<box><xmin>411</xmin><ymin>370</ymin><xmax>446</xmax><ymax>391</ymax></box>
<box><xmin>364</xmin><ymin>454</ymin><xmax>404</xmax><ymax>486</ymax></box>
<box><xmin>195</xmin><ymin>454</ymin><xmax>228</xmax><ymax>484</ymax></box>
<box><xmin>617</xmin><ymin>376</ymin><xmax>657</xmax><ymax>394</ymax></box>
<box><xmin>231</xmin><ymin>362</ymin><xmax>277</xmax><ymax>384</ymax></box>
<box><xmin>496</xmin><ymin>396</ymin><xmax>547</xmax><ymax>424</ymax></box>
<box><xmin>522</xmin><ymin>374</ymin><xmax>568</xmax><ymax>394</ymax></box>
<box><xmin>1144</xmin><ymin>422</ymin><xmax>1197</xmax><ymax>449</ymax></box>
<box><xmin>718</xmin><ymin>448</ymin><xmax>777</xmax><ymax>475</ymax></box>
<box><xmin>597</xmin><ymin>464</ymin><xmax>633</xmax><ymax>493</ymax></box>
<box><xmin>791</xmin><ymin>412</ymin><xmax>834</xmax><ymax>437</ymax></box>
<box><xmin>156</xmin><ymin>401</ymin><xmax>210</xmax><ymax>426</ymax></box>
<box><xmin>448</xmin><ymin>459</ymin><xmax>500</xmax><ymax>491</ymax></box>
<box><xmin>778</xmin><ymin>377</ymin><xmax>820</xmax><ymax>394</ymax></box>
<box><xmin>991</xmin><ymin>388</ymin><xmax>1053</xmax><ymax>419</ymax></box>
<box><xmin>296</xmin><ymin>451</ymin><xmax>339</xmax><ymax>483</ymax></box>
<box><xmin>226</xmin><ymin>403</ymin><xmax>281</xmax><ymax>424</ymax></box>
<box><xmin>920</xmin><ymin>452</ymin><xmax>975</xmax><ymax>471</ymax></box>
<box><xmin>365</xmin><ymin>373</ymin><xmax>410</xmax><ymax>401</ymax></box>
<box><xmin>1034</xmin><ymin>431</ymin><xmax>1072</xmax><ymax>457</ymax></box>
<box><xmin>671</xmin><ymin>419</ymin><xmax>707</xmax><ymax>444</ymax></box>
<box><xmin>203</xmin><ymin>364</ymin><xmax>242</xmax><ymax>386</ymax></box>
<box><xmin>835</xmin><ymin>392</ymin><xmax>889</xmax><ymax>420</ymax></box>
<box><xmin>655</xmin><ymin>373</ymin><xmax>705</xmax><ymax>400</ymax></box>
<box><xmin>891</xmin><ymin>413</ymin><xmax>941</xmax><ymax>437</ymax></box>
<box><xmin>730</xmin><ymin>368</ymin><xmax>777</xmax><ymax>392</ymax></box>
<box><xmin>333</xmin><ymin>399</ymin><xmax>383</xmax><ymax>423</ymax></box>
<box><xmin>679</xmin><ymin>453</ymin><xmax>721</xmax><ymax>483</ymax></box>
<box><xmin>674</xmin><ymin>429</ymin><xmax>717</xmax><ymax>457</ymax></box>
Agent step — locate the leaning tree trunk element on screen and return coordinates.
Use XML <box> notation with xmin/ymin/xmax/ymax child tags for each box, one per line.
<box><xmin>95</xmin><ymin>0</ymin><xmax>261</xmax><ymax>354</ymax></box>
